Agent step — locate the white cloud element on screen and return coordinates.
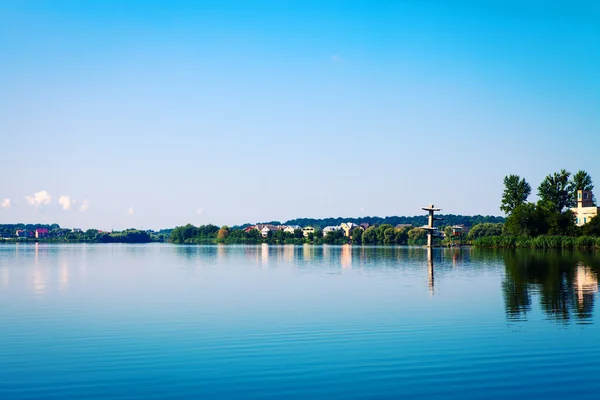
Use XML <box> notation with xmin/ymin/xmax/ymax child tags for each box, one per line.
<box><xmin>25</xmin><ymin>190</ymin><xmax>52</xmax><ymax>206</ymax></box>
<box><xmin>58</xmin><ymin>195</ymin><xmax>72</xmax><ymax>210</ymax></box>
<box><xmin>1</xmin><ymin>198</ymin><xmax>11</xmax><ymax>209</ymax></box>
<box><xmin>79</xmin><ymin>199</ymin><xmax>90</xmax><ymax>212</ymax></box>
<box><xmin>196</xmin><ymin>208</ymin><xmax>203</xmax><ymax>215</ymax></box>
<box><xmin>127</xmin><ymin>207</ymin><xmax>134</xmax><ymax>215</ymax></box>
<box><xmin>360</xmin><ymin>207</ymin><xmax>364</xmax><ymax>213</ymax></box>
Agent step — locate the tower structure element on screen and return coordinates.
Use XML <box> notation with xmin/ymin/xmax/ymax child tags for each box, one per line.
<box><xmin>572</xmin><ymin>190</ymin><xmax>599</xmax><ymax>226</ymax></box>
<box><xmin>421</xmin><ymin>204</ymin><xmax>441</xmax><ymax>248</ymax></box>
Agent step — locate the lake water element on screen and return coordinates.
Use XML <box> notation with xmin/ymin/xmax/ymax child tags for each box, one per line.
<box><xmin>1</xmin><ymin>243</ymin><xmax>599</xmax><ymax>399</ymax></box>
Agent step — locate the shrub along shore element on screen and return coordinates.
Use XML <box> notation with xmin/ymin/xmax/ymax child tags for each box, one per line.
<box><xmin>469</xmin><ymin>169</ymin><xmax>600</xmax><ymax>249</ymax></box>
<box><xmin>473</xmin><ymin>235</ymin><xmax>600</xmax><ymax>249</ymax></box>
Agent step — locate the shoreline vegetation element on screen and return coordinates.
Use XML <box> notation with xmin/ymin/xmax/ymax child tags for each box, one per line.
<box><xmin>473</xmin><ymin>235</ymin><xmax>600</xmax><ymax>249</ymax></box>
<box><xmin>471</xmin><ymin>169</ymin><xmax>600</xmax><ymax>249</ymax></box>
<box><xmin>1</xmin><ymin>215</ymin><xmax>503</xmax><ymax>247</ymax></box>
<box><xmin>2</xmin><ymin>169</ymin><xmax>599</xmax><ymax>249</ymax></box>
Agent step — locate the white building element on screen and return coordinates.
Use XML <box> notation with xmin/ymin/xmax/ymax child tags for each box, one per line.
<box><xmin>283</xmin><ymin>225</ymin><xmax>301</xmax><ymax>234</ymax></box>
<box><xmin>260</xmin><ymin>225</ymin><xmax>283</xmax><ymax>237</ymax></box>
<box><xmin>302</xmin><ymin>227</ymin><xmax>315</xmax><ymax>237</ymax></box>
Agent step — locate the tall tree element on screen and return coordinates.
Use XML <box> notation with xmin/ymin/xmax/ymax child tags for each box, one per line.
<box><xmin>537</xmin><ymin>169</ymin><xmax>574</xmax><ymax>213</ymax></box>
<box><xmin>351</xmin><ymin>227</ymin><xmax>363</xmax><ymax>244</ymax></box>
<box><xmin>571</xmin><ymin>170</ymin><xmax>594</xmax><ymax>203</ymax></box>
<box><xmin>500</xmin><ymin>175</ymin><xmax>531</xmax><ymax>215</ymax></box>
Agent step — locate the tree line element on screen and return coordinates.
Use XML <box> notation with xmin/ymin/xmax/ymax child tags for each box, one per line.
<box><xmin>473</xmin><ymin>169</ymin><xmax>600</xmax><ymax>248</ymax></box>
<box><xmin>170</xmin><ymin>223</ymin><xmax>441</xmax><ymax>246</ymax></box>
<box><xmin>0</xmin><ymin>224</ymin><xmax>158</xmax><ymax>243</ymax></box>
<box><xmin>257</xmin><ymin>214</ymin><xmax>505</xmax><ymax>230</ymax></box>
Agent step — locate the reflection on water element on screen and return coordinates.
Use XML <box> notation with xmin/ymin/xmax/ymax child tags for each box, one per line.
<box><xmin>261</xmin><ymin>243</ymin><xmax>269</xmax><ymax>267</ymax></box>
<box><xmin>427</xmin><ymin>247</ymin><xmax>434</xmax><ymax>296</ymax></box>
<box><xmin>341</xmin><ymin>245</ymin><xmax>352</xmax><ymax>270</ymax></box>
<box><xmin>0</xmin><ymin>266</ymin><xmax>8</xmax><ymax>288</ymax></box>
<box><xmin>575</xmin><ymin>263</ymin><xmax>598</xmax><ymax>310</ymax></box>
<box><xmin>1</xmin><ymin>244</ymin><xmax>599</xmax><ymax>327</ymax></box>
<box><xmin>502</xmin><ymin>250</ymin><xmax>600</xmax><ymax>323</ymax></box>
<box><xmin>59</xmin><ymin>261</ymin><xmax>69</xmax><ymax>292</ymax></box>
<box><xmin>2</xmin><ymin>244</ymin><xmax>600</xmax><ymax>400</ymax></box>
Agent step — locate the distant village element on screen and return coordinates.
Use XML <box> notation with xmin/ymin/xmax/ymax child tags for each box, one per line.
<box><xmin>14</xmin><ymin>227</ymin><xmax>86</xmax><ymax>239</ymax></box>
<box><xmin>243</xmin><ymin>222</ymin><xmax>468</xmax><ymax>239</ymax></box>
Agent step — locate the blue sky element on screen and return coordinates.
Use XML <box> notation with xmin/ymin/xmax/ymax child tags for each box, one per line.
<box><xmin>1</xmin><ymin>0</ymin><xmax>599</xmax><ymax>229</ymax></box>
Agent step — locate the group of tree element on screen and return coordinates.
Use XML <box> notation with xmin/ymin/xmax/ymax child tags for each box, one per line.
<box><xmin>272</xmin><ymin>215</ymin><xmax>504</xmax><ymax>230</ymax></box>
<box><xmin>170</xmin><ymin>224</ymin><xmax>443</xmax><ymax>246</ymax></box>
<box><xmin>0</xmin><ymin>224</ymin><xmax>155</xmax><ymax>243</ymax></box>
<box><xmin>169</xmin><ymin>224</ymin><xmax>221</xmax><ymax>244</ymax></box>
<box><xmin>499</xmin><ymin>169</ymin><xmax>597</xmax><ymax>237</ymax></box>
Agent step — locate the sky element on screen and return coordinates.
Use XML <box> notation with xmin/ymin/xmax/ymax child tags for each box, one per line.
<box><xmin>1</xmin><ymin>0</ymin><xmax>599</xmax><ymax>230</ymax></box>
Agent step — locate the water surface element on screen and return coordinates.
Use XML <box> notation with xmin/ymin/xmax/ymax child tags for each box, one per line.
<box><xmin>1</xmin><ymin>244</ymin><xmax>599</xmax><ymax>399</ymax></box>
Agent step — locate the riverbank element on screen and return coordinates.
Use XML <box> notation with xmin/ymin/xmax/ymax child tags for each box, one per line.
<box><xmin>473</xmin><ymin>235</ymin><xmax>600</xmax><ymax>249</ymax></box>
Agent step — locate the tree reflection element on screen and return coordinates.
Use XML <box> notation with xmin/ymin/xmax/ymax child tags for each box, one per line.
<box><xmin>502</xmin><ymin>250</ymin><xmax>599</xmax><ymax>323</ymax></box>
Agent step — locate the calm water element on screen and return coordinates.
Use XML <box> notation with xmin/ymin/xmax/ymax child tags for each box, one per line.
<box><xmin>1</xmin><ymin>244</ymin><xmax>599</xmax><ymax>399</ymax></box>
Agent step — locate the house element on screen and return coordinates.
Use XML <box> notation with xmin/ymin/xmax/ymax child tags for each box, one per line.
<box><xmin>572</xmin><ymin>190</ymin><xmax>599</xmax><ymax>226</ymax></box>
<box><xmin>244</xmin><ymin>225</ymin><xmax>257</xmax><ymax>233</ymax></box>
<box><xmin>395</xmin><ymin>224</ymin><xmax>413</xmax><ymax>230</ymax></box>
<box><xmin>283</xmin><ymin>225</ymin><xmax>301</xmax><ymax>234</ymax></box>
<box><xmin>451</xmin><ymin>225</ymin><xmax>469</xmax><ymax>235</ymax></box>
<box><xmin>260</xmin><ymin>225</ymin><xmax>283</xmax><ymax>237</ymax></box>
<box><xmin>15</xmin><ymin>230</ymin><xmax>33</xmax><ymax>238</ymax></box>
<box><xmin>35</xmin><ymin>228</ymin><xmax>49</xmax><ymax>239</ymax></box>
<box><xmin>302</xmin><ymin>226</ymin><xmax>315</xmax><ymax>237</ymax></box>
<box><xmin>340</xmin><ymin>222</ymin><xmax>359</xmax><ymax>237</ymax></box>
<box><xmin>323</xmin><ymin>226</ymin><xmax>342</xmax><ymax>236</ymax></box>
<box><xmin>359</xmin><ymin>223</ymin><xmax>371</xmax><ymax>230</ymax></box>
<box><xmin>71</xmin><ymin>228</ymin><xmax>83</xmax><ymax>233</ymax></box>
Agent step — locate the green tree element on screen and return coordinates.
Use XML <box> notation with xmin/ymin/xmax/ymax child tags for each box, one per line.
<box><xmin>544</xmin><ymin>209</ymin><xmax>576</xmax><ymax>236</ymax></box>
<box><xmin>571</xmin><ymin>170</ymin><xmax>594</xmax><ymax>204</ymax></box>
<box><xmin>500</xmin><ymin>175</ymin><xmax>531</xmax><ymax>215</ymax></box>
<box><xmin>537</xmin><ymin>169</ymin><xmax>574</xmax><ymax>213</ymax></box>
<box><xmin>351</xmin><ymin>227</ymin><xmax>363</xmax><ymax>244</ymax></box>
<box><xmin>443</xmin><ymin>225</ymin><xmax>453</xmax><ymax>238</ymax></box>
<box><xmin>468</xmin><ymin>223</ymin><xmax>504</xmax><ymax>240</ymax></box>
<box><xmin>311</xmin><ymin>228</ymin><xmax>323</xmax><ymax>244</ymax></box>
<box><xmin>362</xmin><ymin>227</ymin><xmax>378</xmax><ymax>244</ymax></box>
<box><xmin>504</xmin><ymin>203</ymin><xmax>546</xmax><ymax>236</ymax></box>
<box><xmin>383</xmin><ymin>227</ymin><xmax>396</xmax><ymax>245</ymax></box>
<box><xmin>572</xmin><ymin>170</ymin><xmax>594</xmax><ymax>192</ymax></box>
<box><xmin>407</xmin><ymin>228</ymin><xmax>427</xmax><ymax>245</ymax></box>
<box><xmin>323</xmin><ymin>231</ymin><xmax>344</xmax><ymax>244</ymax></box>
<box><xmin>376</xmin><ymin>224</ymin><xmax>394</xmax><ymax>243</ymax></box>
<box><xmin>580</xmin><ymin>215</ymin><xmax>600</xmax><ymax>236</ymax></box>
<box><xmin>394</xmin><ymin>227</ymin><xmax>409</xmax><ymax>245</ymax></box>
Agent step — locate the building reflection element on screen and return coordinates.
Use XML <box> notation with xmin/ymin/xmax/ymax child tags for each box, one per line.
<box><xmin>574</xmin><ymin>263</ymin><xmax>598</xmax><ymax>317</ymax></box>
<box><xmin>283</xmin><ymin>245</ymin><xmax>295</xmax><ymax>264</ymax></box>
<box><xmin>341</xmin><ymin>245</ymin><xmax>352</xmax><ymax>270</ymax></box>
<box><xmin>30</xmin><ymin>243</ymin><xmax>47</xmax><ymax>295</ymax></box>
<box><xmin>303</xmin><ymin>244</ymin><xmax>313</xmax><ymax>262</ymax></box>
<box><xmin>502</xmin><ymin>251</ymin><xmax>599</xmax><ymax>323</ymax></box>
<box><xmin>217</xmin><ymin>244</ymin><xmax>226</xmax><ymax>263</ymax></box>
<box><xmin>261</xmin><ymin>243</ymin><xmax>269</xmax><ymax>267</ymax></box>
<box><xmin>322</xmin><ymin>244</ymin><xmax>330</xmax><ymax>261</ymax></box>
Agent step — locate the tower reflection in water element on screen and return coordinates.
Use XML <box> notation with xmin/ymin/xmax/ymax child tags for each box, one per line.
<box><xmin>427</xmin><ymin>247</ymin><xmax>434</xmax><ymax>296</ymax></box>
